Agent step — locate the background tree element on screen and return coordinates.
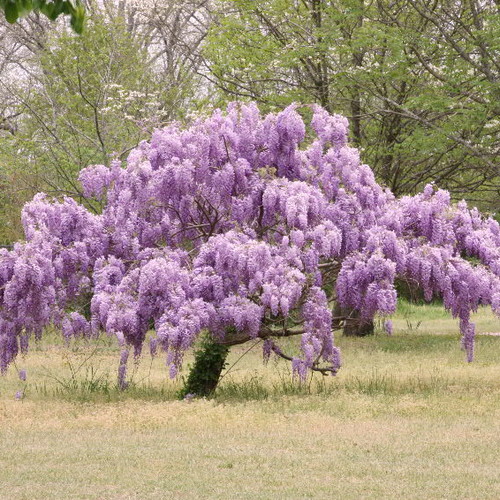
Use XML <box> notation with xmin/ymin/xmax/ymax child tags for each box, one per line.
<box><xmin>0</xmin><ymin>12</ymin><xmax>165</xmax><ymax>240</ymax></box>
<box><xmin>203</xmin><ymin>0</ymin><xmax>499</xmax><ymax>208</ymax></box>
<box><xmin>0</xmin><ymin>0</ymin><xmax>212</xmax><ymax>243</ymax></box>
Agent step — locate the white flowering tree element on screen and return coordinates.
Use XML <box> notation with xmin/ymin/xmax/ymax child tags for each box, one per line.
<box><xmin>0</xmin><ymin>1</ymin><xmax>213</xmax><ymax>243</ymax></box>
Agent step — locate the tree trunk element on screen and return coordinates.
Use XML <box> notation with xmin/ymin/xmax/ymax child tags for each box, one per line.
<box><xmin>342</xmin><ymin>309</ymin><xmax>374</xmax><ymax>336</ymax></box>
<box><xmin>350</xmin><ymin>0</ymin><xmax>365</xmax><ymax>147</ymax></box>
<box><xmin>311</xmin><ymin>0</ymin><xmax>331</xmax><ymax>111</ymax></box>
<box><xmin>178</xmin><ymin>333</ymin><xmax>229</xmax><ymax>398</ymax></box>
<box><xmin>333</xmin><ymin>302</ymin><xmax>374</xmax><ymax>337</ymax></box>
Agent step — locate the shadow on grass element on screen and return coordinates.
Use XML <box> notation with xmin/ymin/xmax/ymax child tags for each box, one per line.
<box><xmin>29</xmin><ymin>364</ymin><xmax>180</xmax><ymax>403</ymax></box>
<box><xmin>213</xmin><ymin>368</ymin><xmax>456</xmax><ymax>402</ymax></box>
<box><xmin>337</xmin><ymin>333</ymin><xmax>462</xmax><ymax>353</ymax></box>
<box><xmin>19</xmin><ymin>333</ymin><xmax>499</xmax><ymax>404</ymax></box>
<box><xmin>24</xmin><ymin>363</ymin><xmax>490</xmax><ymax>404</ymax></box>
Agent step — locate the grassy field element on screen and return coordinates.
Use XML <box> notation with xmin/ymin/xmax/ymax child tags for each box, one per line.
<box><xmin>0</xmin><ymin>303</ymin><xmax>499</xmax><ymax>499</ymax></box>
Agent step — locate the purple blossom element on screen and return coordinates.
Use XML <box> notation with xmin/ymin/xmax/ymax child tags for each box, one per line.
<box><xmin>149</xmin><ymin>337</ymin><xmax>158</xmax><ymax>358</ymax></box>
<box><xmin>117</xmin><ymin>349</ymin><xmax>129</xmax><ymax>390</ymax></box>
<box><xmin>384</xmin><ymin>320</ymin><xmax>393</xmax><ymax>336</ymax></box>
<box><xmin>62</xmin><ymin>313</ymin><xmax>90</xmax><ymax>340</ymax></box>
<box><xmin>292</xmin><ymin>358</ymin><xmax>308</xmax><ymax>381</ymax></box>
<box><xmin>262</xmin><ymin>339</ymin><xmax>273</xmax><ymax>364</ymax></box>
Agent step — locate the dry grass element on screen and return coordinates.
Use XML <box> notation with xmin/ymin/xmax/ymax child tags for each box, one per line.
<box><xmin>0</xmin><ymin>304</ymin><xmax>499</xmax><ymax>499</ymax></box>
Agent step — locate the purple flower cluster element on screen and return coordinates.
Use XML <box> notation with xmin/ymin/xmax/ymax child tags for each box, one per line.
<box><xmin>0</xmin><ymin>103</ymin><xmax>498</xmax><ymax>383</ymax></box>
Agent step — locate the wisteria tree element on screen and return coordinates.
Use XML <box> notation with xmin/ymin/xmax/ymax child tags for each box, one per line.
<box><xmin>0</xmin><ymin>103</ymin><xmax>499</xmax><ymax>395</ymax></box>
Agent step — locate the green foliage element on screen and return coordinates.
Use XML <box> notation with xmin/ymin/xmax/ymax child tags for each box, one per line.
<box><xmin>0</xmin><ymin>0</ymin><xmax>85</xmax><ymax>32</ymax></box>
<box><xmin>205</xmin><ymin>0</ymin><xmax>499</xmax><ymax>210</ymax></box>
<box><xmin>178</xmin><ymin>333</ymin><xmax>230</xmax><ymax>399</ymax></box>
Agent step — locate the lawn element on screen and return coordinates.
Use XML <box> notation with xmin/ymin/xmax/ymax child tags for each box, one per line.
<box><xmin>0</xmin><ymin>303</ymin><xmax>499</xmax><ymax>499</ymax></box>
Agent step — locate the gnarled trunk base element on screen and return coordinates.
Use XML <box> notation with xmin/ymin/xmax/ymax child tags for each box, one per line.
<box><xmin>334</xmin><ymin>303</ymin><xmax>374</xmax><ymax>337</ymax></box>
